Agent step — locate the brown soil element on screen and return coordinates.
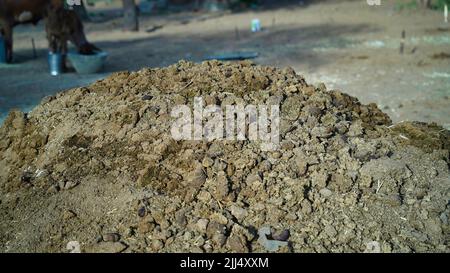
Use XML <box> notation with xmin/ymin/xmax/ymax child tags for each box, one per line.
<box><xmin>0</xmin><ymin>61</ymin><xmax>449</xmax><ymax>253</ymax></box>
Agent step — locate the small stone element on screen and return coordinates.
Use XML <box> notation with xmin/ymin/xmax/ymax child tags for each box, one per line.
<box><xmin>206</xmin><ymin>221</ymin><xmax>227</xmax><ymax>238</ymax></box>
<box><xmin>196</xmin><ymin>219</ymin><xmax>209</xmax><ymax>234</ymax></box>
<box><xmin>197</xmin><ymin>190</ymin><xmax>212</xmax><ymax>202</ymax></box>
<box><xmin>213</xmin><ymin>172</ymin><xmax>229</xmax><ymax>200</ymax></box>
<box><xmin>175</xmin><ymin>210</ymin><xmax>187</xmax><ymax>227</ymax></box>
<box><xmin>211</xmin><ymin>234</ymin><xmax>227</xmax><ymax>248</ymax></box>
<box><xmin>202</xmin><ymin>157</ymin><xmax>214</xmax><ymax>168</ymax></box>
<box><xmin>64</xmin><ymin>180</ymin><xmax>78</xmax><ymax>190</ymax></box>
<box><xmin>214</xmin><ymin>160</ymin><xmax>227</xmax><ymax>171</ymax></box>
<box><xmin>203</xmin><ymin>243</ymin><xmax>213</xmax><ymax>253</ymax></box>
<box><xmin>384</xmin><ymin>194</ymin><xmax>402</xmax><ymax>207</ymax></box>
<box><xmin>211</xmin><ymin>213</ymin><xmax>228</xmax><ymax>225</ymax></box>
<box><xmin>138</xmin><ymin>206</ymin><xmax>146</xmax><ymax>217</ymax></box>
<box><xmin>88</xmin><ymin>242</ymin><xmax>127</xmax><ymax>253</ymax></box>
<box><xmin>348</xmin><ymin>121</ymin><xmax>363</xmax><ymax>137</ymax></box>
<box><xmin>324</xmin><ymin>225</ymin><xmax>337</xmax><ymax>237</ymax></box>
<box><xmin>204</xmin><ymin>95</ymin><xmax>217</xmax><ymax>105</ymax></box>
<box><xmin>142</xmin><ymin>95</ymin><xmax>153</xmax><ymax>100</ymax></box>
<box><xmin>271</xmin><ymin>151</ymin><xmax>282</xmax><ymax>159</ymax></box>
<box><xmin>286</xmin><ymin>85</ymin><xmax>298</xmax><ymax>93</ymax></box>
<box><xmin>47</xmin><ymin>184</ymin><xmax>59</xmax><ymax>194</ymax></box>
<box><xmin>311</xmin><ymin>126</ymin><xmax>333</xmax><ymax>138</ymax></box>
<box><xmin>311</xmin><ymin>171</ymin><xmax>329</xmax><ymax>188</ymax></box>
<box><xmin>259</xmin><ymin>160</ymin><xmax>272</xmax><ymax>172</ymax></box>
<box><xmin>150</xmin><ymin>239</ymin><xmax>164</xmax><ymax>251</ymax></box>
<box><xmin>293</xmin><ymin>155</ymin><xmax>308</xmax><ymax>176</ymax></box>
<box><xmin>63</xmin><ymin>210</ymin><xmax>77</xmax><ymax>220</ymax></box>
<box><xmin>319</xmin><ymin>188</ymin><xmax>333</xmax><ymax>198</ymax></box>
<box><xmin>317</xmin><ymin>82</ymin><xmax>327</xmax><ymax>91</ymax></box>
<box><xmin>227</xmin><ymin>234</ymin><xmax>248</xmax><ymax>253</ymax></box>
<box><xmin>183</xmin><ymin>231</ymin><xmax>193</xmax><ymax>241</ymax></box>
<box><xmin>227</xmin><ymin>226</ymin><xmax>252</xmax><ymax>252</ymax></box>
<box><xmin>301</xmin><ymin>199</ymin><xmax>312</xmax><ymax>215</ymax></box>
<box><xmin>191</xmin><ymin>246</ymin><xmax>204</xmax><ymax>253</ymax></box>
<box><xmin>272</xmin><ymin>229</ymin><xmax>290</xmax><ymax>241</ymax></box>
<box><xmin>138</xmin><ymin>221</ymin><xmax>155</xmax><ymax>234</ymax></box>
<box><xmin>226</xmin><ymin>164</ymin><xmax>235</xmax><ymax>176</ymax></box>
<box><xmin>230</xmin><ymin>205</ymin><xmax>248</xmax><ymax>221</ymax></box>
<box><xmin>153</xmin><ymin>229</ymin><xmax>172</xmax><ymax>241</ymax></box>
<box><xmin>95</xmin><ymin>235</ymin><xmax>103</xmax><ymax>243</ymax></box>
<box><xmin>103</xmin><ymin>233</ymin><xmax>120</xmax><ymax>242</ymax></box>
<box><xmin>235</xmin><ymin>158</ymin><xmax>247</xmax><ymax>170</ymax></box>
<box><xmin>246</xmin><ymin>173</ymin><xmax>262</xmax><ymax>185</ymax></box>
<box><xmin>364</xmin><ymin>241</ymin><xmax>381</xmax><ymax>253</ymax></box>
<box><xmin>158</xmin><ymin>219</ymin><xmax>171</xmax><ymax>229</ymax></box>
<box><xmin>58</xmin><ymin>180</ymin><xmax>66</xmax><ymax>190</ymax></box>
<box><xmin>187</xmin><ymin>166</ymin><xmax>206</xmax><ymax>189</ymax></box>
<box><xmin>195</xmin><ymin>236</ymin><xmax>205</xmax><ymax>247</ymax></box>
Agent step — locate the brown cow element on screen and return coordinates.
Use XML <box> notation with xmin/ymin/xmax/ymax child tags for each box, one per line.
<box><xmin>0</xmin><ymin>0</ymin><xmax>99</xmax><ymax>63</ymax></box>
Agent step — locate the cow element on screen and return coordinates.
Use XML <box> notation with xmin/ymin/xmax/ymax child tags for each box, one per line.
<box><xmin>0</xmin><ymin>0</ymin><xmax>99</xmax><ymax>63</ymax></box>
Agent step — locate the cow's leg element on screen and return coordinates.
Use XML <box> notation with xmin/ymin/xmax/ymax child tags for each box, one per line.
<box><xmin>60</xmin><ymin>38</ymin><xmax>68</xmax><ymax>71</ymax></box>
<box><xmin>3</xmin><ymin>23</ymin><xmax>13</xmax><ymax>63</ymax></box>
<box><xmin>47</xmin><ymin>34</ymin><xmax>57</xmax><ymax>53</ymax></box>
<box><xmin>68</xmin><ymin>12</ymin><xmax>100</xmax><ymax>54</ymax></box>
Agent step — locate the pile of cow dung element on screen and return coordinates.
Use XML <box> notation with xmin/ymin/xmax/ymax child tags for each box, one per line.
<box><xmin>0</xmin><ymin>61</ymin><xmax>449</xmax><ymax>253</ymax></box>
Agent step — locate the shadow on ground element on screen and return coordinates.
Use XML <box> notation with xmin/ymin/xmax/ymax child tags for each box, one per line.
<box><xmin>93</xmin><ymin>22</ymin><xmax>378</xmax><ymax>71</ymax></box>
<box><xmin>0</xmin><ymin>19</ymin><xmax>378</xmax><ymax>124</ymax></box>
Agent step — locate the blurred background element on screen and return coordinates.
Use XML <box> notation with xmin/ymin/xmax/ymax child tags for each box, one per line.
<box><xmin>1</xmin><ymin>0</ymin><xmax>449</xmax><ymax>127</ymax></box>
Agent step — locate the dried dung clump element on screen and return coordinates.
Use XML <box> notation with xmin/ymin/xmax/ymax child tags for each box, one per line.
<box><xmin>0</xmin><ymin>61</ymin><xmax>449</xmax><ymax>253</ymax></box>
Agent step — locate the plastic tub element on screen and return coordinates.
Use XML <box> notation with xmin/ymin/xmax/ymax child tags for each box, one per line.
<box><xmin>67</xmin><ymin>51</ymin><xmax>108</xmax><ymax>74</ymax></box>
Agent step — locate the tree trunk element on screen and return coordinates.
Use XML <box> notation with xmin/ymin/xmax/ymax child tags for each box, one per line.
<box><xmin>417</xmin><ymin>0</ymin><xmax>431</xmax><ymax>8</ymax></box>
<box><xmin>122</xmin><ymin>0</ymin><xmax>138</xmax><ymax>31</ymax></box>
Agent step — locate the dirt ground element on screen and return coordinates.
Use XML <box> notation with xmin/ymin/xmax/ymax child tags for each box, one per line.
<box><xmin>0</xmin><ymin>0</ymin><xmax>449</xmax><ymax>254</ymax></box>
<box><xmin>1</xmin><ymin>0</ymin><xmax>449</xmax><ymax>126</ymax></box>
<box><xmin>1</xmin><ymin>60</ymin><xmax>449</xmax><ymax>253</ymax></box>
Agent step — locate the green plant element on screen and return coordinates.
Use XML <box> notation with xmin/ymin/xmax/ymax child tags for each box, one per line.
<box><xmin>432</xmin><ymin>0</ymin><xmax>450</xmax><ymax>10</ymax></box>
<box><xmin>395</xmin><ymin>0</ymin><xmax>449</xmax><ymax>10</ymax></box>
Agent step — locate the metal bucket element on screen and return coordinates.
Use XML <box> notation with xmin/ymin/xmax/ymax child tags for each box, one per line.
<box><xmin>48</xmin><ymin>52</ymin><xmax>64</xmax><ymax>76</ymax></box>
<box><xmin>67</xmin><ymin>51</ymin><xmax>108</xmax><ymax>74</ymax></box>
<box><xmin>0</xmin><ymin>35</ymin><xmax>7</xmax><ymax>63</ymax></box>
